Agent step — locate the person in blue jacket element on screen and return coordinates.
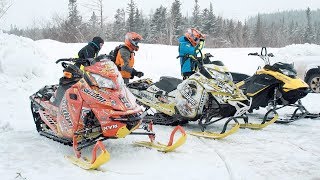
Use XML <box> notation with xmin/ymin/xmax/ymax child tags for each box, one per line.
<box><xmin>178</xmin><ymin>28</ymin><xmax>205</xmax><ymax>79</ymax></box>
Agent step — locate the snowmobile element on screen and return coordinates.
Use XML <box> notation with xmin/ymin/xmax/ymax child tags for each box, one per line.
<box><xmin>30</xmin><ymin>57</ymin><xmax>186</xmax><ymax>170</ymax></box>
<box><xmin>128</xmin><ymin>53</ymin><xmax>251</xmax><ymax>139</ymax></box>
<box><xmin>231</xmin><ymin>47</ymin><xmax>319</xmax><ymax>124</ymax></box>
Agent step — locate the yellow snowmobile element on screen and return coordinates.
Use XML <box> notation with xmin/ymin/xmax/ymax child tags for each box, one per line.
<box><xmin>231</xmin><ymin>47</ymin><xmax>319</xmax><ymax>124</ymax></box>
<box><xmin>128</xmin><ymin>53</ymin><xmax>250</xmax><ymax>139</ymax></box>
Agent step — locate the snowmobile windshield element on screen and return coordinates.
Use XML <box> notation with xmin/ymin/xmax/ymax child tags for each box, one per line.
<box><xmin>91</xmin><ymin>73</ymin><xmax>117</xmax><ymax>89</ymax></box>
<box><xmin>85</xmin><ymin>61</ymin><xmax>125</xmax><ymax>89</ymax></box>
<box><xmin>205</xmin><ymin>60</ymin><xmax>225</xmax><ymax>66</ymax></box>
<box><xmin>265</xmin><ymin>62</ymin><xmax>297</xmax><ymax>78</ymax></box>
<box><xmin>95</xmin><ymin>54</ymin><xmax>112</xmax><ymax>62</ymax></box>
<box><xmin>202</xmin><ymin>64</ymin><xmax>233</xmax><ymax>82</ymax></box>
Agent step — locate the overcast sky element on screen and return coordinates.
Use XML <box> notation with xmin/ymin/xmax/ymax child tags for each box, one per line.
<box><xmin>1</xmin><ymin>0</ymin><xmax>320</xmax><ymax>30</ymax></box>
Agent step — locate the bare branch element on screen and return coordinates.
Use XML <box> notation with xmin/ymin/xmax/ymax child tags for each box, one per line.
<box><xmin>0</xmin><ymin>2</ymin><xmax>12</xmax><ymax>20</ymax></box>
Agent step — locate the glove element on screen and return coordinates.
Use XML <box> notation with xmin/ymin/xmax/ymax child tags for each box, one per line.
<box><xmin>131</xmin><ymin>69</ymin><xmax>144</xmax><ymax>78</ymax></box>
<box><xmin>136</xmin><ymin>71</ymin><xmax>144</xmax><ymax>78</ymax></box>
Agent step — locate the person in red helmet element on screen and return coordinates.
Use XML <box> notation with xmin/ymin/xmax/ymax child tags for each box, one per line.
<box><xmin>178</xmin><ymin>28</ymin><xmax>205</xmax><ymax>79</ymax></box>
<box><xmin>114</xmin><ymin>32</ymin><xmax>144</xmax><ymax>84</ymax></box>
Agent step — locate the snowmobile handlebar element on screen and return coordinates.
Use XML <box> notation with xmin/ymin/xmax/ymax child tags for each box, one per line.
<box><xmin>248</xmin><ymin>47</ymin><xmax>275</xmax><ymax>65</ymax></box>
<box><xmin>248</xmin><ymin>52</ymin><xmax>259</xmax><ymax>56</ymax></box>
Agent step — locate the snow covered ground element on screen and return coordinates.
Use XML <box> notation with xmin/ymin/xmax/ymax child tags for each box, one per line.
<box><xmin>0</xmin><ymin>32</ymin><xmax>320</xmax><ymax>180</ymax></box>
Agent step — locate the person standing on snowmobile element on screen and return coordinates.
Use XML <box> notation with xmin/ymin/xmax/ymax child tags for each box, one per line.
<box><xmin>178</xmin><ymin>28</ymin><xmax>205</xmax><ymax>80</ymax></box>
<box><xmin>114</xmin><ymin>32</ymin><xmax>144</xmax><ymax>84</ymax></box>
<box><xmin>77</xmin><ymin>36</ymin><xmax>104</xmax><ymax>67</ymax></box>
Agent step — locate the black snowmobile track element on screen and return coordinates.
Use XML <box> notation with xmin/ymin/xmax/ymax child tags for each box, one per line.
<box><xmin>143</xmin><ymin>113</ymin><xmax>189</xmax><ymax>126</ymax></box>
<box><xmin>31</xmin><ymin>100</ymin><xmax>107</xmax><ymax>151</ymax></box>
<box><xmin>39</xmin><ymin>130</ymin><xmax>73</xmax><ymax>146</ymax></box>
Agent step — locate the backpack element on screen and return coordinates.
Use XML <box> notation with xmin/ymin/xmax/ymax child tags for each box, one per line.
<box><xmin>108</xmin><ymin>45</ymin><xmax>130</xmax><ymax>64</ymax></box>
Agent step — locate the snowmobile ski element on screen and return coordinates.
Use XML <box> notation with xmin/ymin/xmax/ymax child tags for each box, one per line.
<box><xmin>189</xmin><ymin>123</ymin><xmax>240</xmax><ymax>139</ymax></box>
<box><xmin>240</xmin><ymin>109</ymin><xmax>279</xmax><ymax>129</ymax></box>
<box><xmin>134</xmin><ymin>126</ymin><xmax>187</xmax><ymax>152</ymax></box>
<box><xmin>66</xmin><ymin>141</ymin><xmax>110</xmax><ymax>170</ymax></box>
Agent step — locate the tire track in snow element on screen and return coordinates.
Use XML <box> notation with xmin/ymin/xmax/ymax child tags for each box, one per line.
<box><xmin>197</xmin><ymin>137</ymin><xmax>234</xmax><ymax>180</ymax></box>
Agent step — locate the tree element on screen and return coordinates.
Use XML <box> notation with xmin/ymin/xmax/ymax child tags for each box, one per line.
<box><xmin>82</xmin><ymin>0</ymin><xmax>104</xmax><ymax>30</ymax></box>
<box><xmin>62</xmin><ymin>0</ymin><xmax>84</xmax><ymax>42</ymax></box>
<box><xmin>150</xmin><ymin>6</ymin><xmax>168</xmax><ymax>44</ymax></box>
<box><xmin>192</xmin><ymin>0</ymin><xmax>201</xmax><ymax>29</ymax></box>
<box><xmin>134</xmin><ymin>8</ymin><xmax>144</xmax><ymax>33</ymax></box>
<box><xmin>0</xmin><ymin>0</ymin><xmax>12</xmax><ymax>20</ymax></box>
<box><xmin>242</xmin><ymin>21</ymin><xmax>250</xmax><ymax>47</ymax></box>
<box><xmin>170</xmin><ymin>0</ymin><xmax>183</xmax><ymax>45</ymax></box>
<box><xmin>112</xmin><ymin>8</ymin><xmax>126</xmax><ymax>41</ymax></box>
<box><xmin>304</xmin><ymin>7</ymin><xmax>314</xmax><ymax>43</ymax></box>
<box><xmin>126</xmin><ymin>0</ymin><xmax>136</xmax><ymax>32</ymax></box>
<box><xmin>253</xmin><ymin>14</ymin><xmax>265</xmax><ymax>47</ymax></box>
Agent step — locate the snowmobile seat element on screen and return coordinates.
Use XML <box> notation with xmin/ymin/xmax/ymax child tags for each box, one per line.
<box><xmin>154</xmin><ymin>76</ymin><xmax>183</xmax><ymax>93</ymax></box>
<box><xmin>230</xmin><ymin>72</ymin><xmax>251</xmax><ymax>84</ymax></box>
<box><xmin>127</xmin><ymin>82</ymin><xmax>150</xmax><ymax>90</ymax></box>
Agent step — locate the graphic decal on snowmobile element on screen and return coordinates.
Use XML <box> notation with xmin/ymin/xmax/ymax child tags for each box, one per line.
<box><xmin>82</xmin><ymin>88</ymin><xmax>106</xmax><ymax>103</ymax></box>
<box><xmin>60</xmin><ymin>97</ymin><xmax>73</xmax><ymax>127</ymax></box>
<box><xmin>30</xmin><ymin>57</ymin><xmax>186</xmax><ymax>170</ymax></box>
<box><xmin>128</xmin><ymin>52</ymin><xmax>250</xmax><ymax>139</ymax></box>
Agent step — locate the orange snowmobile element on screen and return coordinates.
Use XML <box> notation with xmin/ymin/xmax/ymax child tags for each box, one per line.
<box><xmin>30</xmin><ymin>57</ymin><xmax>186</xmax><ymax>170</ymax></box>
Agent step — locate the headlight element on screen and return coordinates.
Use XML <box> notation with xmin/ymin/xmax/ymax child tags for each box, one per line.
<box><xmin>280</xmin><ymin>68</ymin><xmax>297</xmax><ymax>77</ymax></box>
<box><xmin>91</xmin><ymin>74</ymin><xmax>116</xmax><ymax>89</ymax></box>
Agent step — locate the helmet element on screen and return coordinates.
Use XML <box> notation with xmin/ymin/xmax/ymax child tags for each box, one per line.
<box><xmin>185</xmin><ymin>28</ymin><xmax>205</xmax><ymax>46</ymax></box>
<box><xmin>125</xmin><ymin>32</ymin><xmax>143</xmax><ymax>51</ymax></box>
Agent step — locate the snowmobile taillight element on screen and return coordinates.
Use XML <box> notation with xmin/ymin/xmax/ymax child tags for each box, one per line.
<box><xmin>64</xmin><ymin>71</ymin><xmax>73</xmax><ymax>79</ymax></box>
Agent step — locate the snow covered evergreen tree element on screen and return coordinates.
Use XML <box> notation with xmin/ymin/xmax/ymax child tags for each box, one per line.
<box><xmin>304</xmin><ymin>7</ymin><xmax>314</xmax><ymax>43</ymax></box>
<box><xmin>150</xmin><ymin>6</ymin><xmax>168</xmax><ymax>44</ymax></box>
<box><xmin>253</xmin><ymin>14</ymin><xmax>265</xmax><ymax>47</ymax></box>
<box><xmin>170</xmin><ymin>0</ymin><xmax>183</xmax><ymax>45</ymax></box>
<box><xmin>126</xmin><ymin>0</ymin><xmax>136</xmax><ymax>32</ymax></box>
<box><xmin>112</xmin><ymin>8</ymin><xmax>126</xmax><ymax>41</ymax></box>
<box><xmin>192</xmin><ymin>0</ymin><xmax>201</xmax><ymax>29</ymax></box>
<box><xmin>61</xmin><ymin>0</ymin><xmax>84</xmax><ymax>43</ymax></box>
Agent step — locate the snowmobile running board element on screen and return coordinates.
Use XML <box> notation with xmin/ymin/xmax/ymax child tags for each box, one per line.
<box><xmin>134</xmin><ymin>126</ymin><xmax>187</xmax><ymax>152</ymax></box>
<box><xmin>240</xmin><ymin>109</ymin><xmax>279</xmax><ymax>129</ymax></box>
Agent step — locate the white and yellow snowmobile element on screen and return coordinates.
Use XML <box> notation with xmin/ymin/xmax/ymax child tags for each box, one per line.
<box><xmin>231</xmin><ymin>47</ymin><xmax>319</xmax><ymax>124</ymax></box>
<box><xmin>128</xmin><ymin>53</ymin><xmax>250</xmax><ymax>139</ymax></box>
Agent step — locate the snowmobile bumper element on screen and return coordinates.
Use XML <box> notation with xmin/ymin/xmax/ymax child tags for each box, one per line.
<box><xmin>134</xmin><ymin>126</ymin><xmax>187</xmax><ymax>152</ymax></box>
<box><xmin>66</xmin><ymin>141</ymin><xmax>110</xmax><ymax>170</ymax></box>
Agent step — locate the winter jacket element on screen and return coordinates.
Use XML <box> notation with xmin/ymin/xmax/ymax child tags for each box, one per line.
<box><xmin>115</xmin><ymin>45</ymin><xmax>135</xmax><ymax>79</ymax></box>
<box><xmin>77</xmin><ymin>38</ymin><xmax>103</xmax><ymax>67</ymax></box>
<box><xmin>78</xmin><ymin>42</ymin><xmax>100</xmax><ymax>59</ymax></box>
<box><xmin>178</xmin><ymin>36</ymin><xmax>199</xmax><ymax>74</ymax></box>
